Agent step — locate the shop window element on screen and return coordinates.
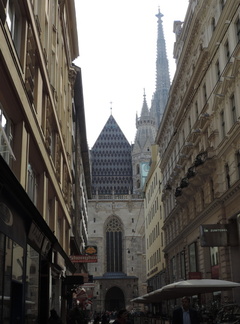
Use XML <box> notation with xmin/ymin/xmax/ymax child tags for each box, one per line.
<box><xmin>0</xmin><ymin>236</ymin><xmax>12</xmax><ymax>321</ymax></box>
<box><xmin>0</xmin><ymin>233</ymin><xmax>4</xmax><ymax>298</ymax></box>
<box><xmin>0</xmin><ymin>237</ymin><xmax>24</xmax><ymax>323</ymax></box>
<box><xmin>25</xmin><ymin>244</ymin><xmax>39</xmax><ymax>322</ymax></box>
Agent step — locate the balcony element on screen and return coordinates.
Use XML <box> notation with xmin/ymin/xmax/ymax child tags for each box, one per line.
<box><xmin>175</xmin><ymin>150</ymin><xmax>216</xmax><ymax>203</ymax></box>
<box><xmin>181</xmin><ymin>142</ymin><xmax>194</xmax><ymax>155</ymax></box>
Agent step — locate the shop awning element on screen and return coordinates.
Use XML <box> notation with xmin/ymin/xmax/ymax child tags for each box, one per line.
<box><xmin>131</xmin><ymin>279</ymin><xmax>240</xmax><ymax>303</ymax></box>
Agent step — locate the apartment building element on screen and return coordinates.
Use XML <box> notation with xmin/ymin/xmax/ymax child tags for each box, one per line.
<box><xmin>156</xmin><ymin>0</ymin><xmax>240</xmax><ymax>305</ymax></box>
<box><xmin>143</xmin><ymin>144</ymin><xmax>166</xmax><ymax>311</ymax></box>
<box><xmin>0</xmin><ymin>0</ymin><xmax>90</xmax><ymax>322</ymax></box>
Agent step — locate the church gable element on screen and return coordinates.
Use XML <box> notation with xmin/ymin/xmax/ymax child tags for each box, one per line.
<box><xmin>91</xmin><ymin>115</ymin><xmax>133</xmax><ymax>195</ymax></box>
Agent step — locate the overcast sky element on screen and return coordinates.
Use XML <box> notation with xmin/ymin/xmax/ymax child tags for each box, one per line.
<box><xmin>74</xmin><ymin>0</ymin><xmax>189</xmax><ymax>149</ymax></box>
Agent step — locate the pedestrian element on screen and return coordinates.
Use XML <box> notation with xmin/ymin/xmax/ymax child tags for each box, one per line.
<box><xmin>68</xmin><ymin>306</ymin><xmax>85</xmax><ymax>324</ymax></box>
<box><xmin>172</xmin><ymin>296</ymin><xmax>200</xmax><ymax>324</ymax></box>
<box><xmin>93</xmin><ymin>313</ymin><xmax>101</xmax><ymax>324</ymax></box>
<box><xmin>48</xmin><ymin>309</ymin><xmax>63</xmax><ymax>324</ymax></box>
<box><xmin>101</xmin><ymin>312</ymin><xmax>109</xmax><ymax>324</ymax></box>
<box><xmin>112</xmin><ymin>309</ymin><xmax>129</xmax><ymax>324</ymax></box>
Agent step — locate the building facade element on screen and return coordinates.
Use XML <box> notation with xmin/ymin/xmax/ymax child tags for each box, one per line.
<box><xmin>0</xmin><ymin>0</ymin><xmax>90</xmax><ymax>322</ymax></box>
<box><xmin>156</xmin><ymin>0</ymin><xmax>240</xmax><ymax>306</ymax></box>
<box><xmin>143</xmin><ymin>145</ymin><xmax>166</xmax><ymax>299</ymax></box>
<box><xmin>88</xmin><ymin>115</ymin><xmax>146</xmax><ymax>312</ymax></box>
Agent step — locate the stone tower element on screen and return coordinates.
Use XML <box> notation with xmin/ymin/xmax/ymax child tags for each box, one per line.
<box><xmin>87</xmin><ymin>112</ymin><xmax>146</xmax><ymax>312</ymax></box>
<box><xmin>132</xmin><ymin>8</ymin><xmax>170</xmax><ymax>193</ymax></box>
<box><xmin>132</xmin><ymin>91</ymin><xmax>156</xmax><ymax>194</ymax></box>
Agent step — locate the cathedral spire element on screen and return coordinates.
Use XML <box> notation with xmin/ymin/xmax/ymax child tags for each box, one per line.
<box><xmin>150</xmin><ymin>7</ymin><xmax>170</xmax><ymax>127</ymax></box>
<box><xmin>110</xmin><ymin>101</ymin><xmax>113</xmax><ymax>115</ymax></box>
<box><xmin>140</xmin><ymin>88</ymin><xmax>149</xmax><ymax>117</ymax></box>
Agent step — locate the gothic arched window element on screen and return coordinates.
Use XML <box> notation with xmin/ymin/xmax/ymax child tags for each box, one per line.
<box><xmin>106</xmin><ymin>217</ymin><xmax>123</xmax><ymax>272</ymax></box>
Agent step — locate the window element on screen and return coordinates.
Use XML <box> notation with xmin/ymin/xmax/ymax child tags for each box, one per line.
<box><xmin>225</xmin><ymin>40</ymin><xmax>230</xmax><ymax>62</ymax></box>
<box><xmin>210</xmin><ymin>178</ymin><xmax>214</xmax><ymax>201</ymax></box>
<box><xmin>106</xmin><ymin>217</ymin><xmax>123</xmax><ymax>272</ymax></box>
<box><xmin>170</xmin><ymin>256</ymin><xmax>176</xmax><ymax>282</ymax></box>
<box><xmin>236</xmin><ymin>152</ymin><xmax>240</xmax><ymax>179</ymax></box>
<box><xmin>195</xmin><ymin>101</ymin><xmax>199</xmax><ymax>120</ymax></box>
<box><xmin>6</xmin><ymin>0</ymin><xmax>24</xmax><ymax>58</ymax></box>
<box><xmin>225</xmin><ymin>163</ymin><xmax>230</xmax><ymax>189</ymax></box>
<box><xmin>211</xmin><ymin>17</ymin><xmax>216</xmax><ymax>32</ymax></box>
<box><xmin>236</xmin><ymin>17</ymin><xmax>240</xmax><ymax>42</ymax></box>
<box><xmin>136</xmin><ymin>164</ymin><xmax>140</xmax><ymax>174</ymax></box>
<box><xmin>180</xmin><ymin>250</ymin><xmax>186</xmax><ymax>280</ymax></box>
<box><xmin>25</xmin><ymin>245</ymin><xmax>39</xmax><ymax>322</ymax></box>
<box><xmin>50</xmin><ymin>129</ymin><xmax>56</xmax><ymax>162</ymax></box>
<box><xmin>188</xmin><ymin>116</ymin><xmax>191</xmax><ymax>133</ymax></box>
<box><xmin>0</xmin><ymin>104</ymin><xmax>14</xmax><ymax>164</ymax></box>
<box><xmin>215</xmin><ymin>60</ymin><xmax>220</xmax><ymax>80</ymax></box>
<box><xmin>182</xmin><ymin>129</ymin><xmax>185</xmax><ymax>143</ymax></box>
<box><xmin>188</xmin><ymin>242</ymin><xmax>198</xmax><ymax>272</ymax></box>
<box><xmin>0</xmin><ymin>236</ymin><xmax>26</xmax><ymax>323</ymax></box>
<box><xmin>27</xmin><ymin>163</ymin><xmax>38</xmax><ymax>205</ymax></box>
<box><xmin>220</xmin><ymin>0</ymin><xmax>225</xmax><ymax>11</ymax></box>
<box><xmin>220</xmin><ymin>110</ymin><xmax>226</xmax><ymax>137</ymax></box>
<box><xmin>137</xmin><ymin>179</ymin><xmax>140</xmax><ymax>188</ymax></box>
<box><xmin>203</xmin><ymin>84</ymin><xmax>207</xmax><ymax>103</ymax></box>
<box><xmin>230</xmin><ymin>94</ymin><xmax>237</xmax><ymax>124</ymax></box>
<box><xmin>210</xmin><ymin>247</ymin><xmax>219</xmax><ymax>266</ymax></box>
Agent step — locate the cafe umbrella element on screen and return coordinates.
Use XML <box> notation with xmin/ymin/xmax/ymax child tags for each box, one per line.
<box><xmin>131</xmin><ymin>279</ymin><xmax>240</xmax><ymax>303</ymax></box>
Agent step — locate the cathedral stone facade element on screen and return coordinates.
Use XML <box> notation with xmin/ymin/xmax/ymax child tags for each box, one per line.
<box><xmin>88</xmin><ymin>115</ymin><xmax>146</xmax><ymax>311</ymax></box>
<box><xmin>87</xmin><ymin>8</ymin><xmax>170</xmax><ymax>312</ymax></box>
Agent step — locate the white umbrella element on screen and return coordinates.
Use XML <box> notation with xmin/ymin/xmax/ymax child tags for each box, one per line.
<box><xmin>131</xmin><ymin>279</ymin><xmax>240</xmax><ymax>303</ymax></box>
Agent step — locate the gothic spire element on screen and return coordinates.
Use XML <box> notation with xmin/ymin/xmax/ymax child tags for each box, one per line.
<box><xmin>150</xmin><ymin>7</ymin><xmax>170</xmax><ymax>127</ymax></box>
<box><xmin>140</xmin><ymin>89</ymin><xmax>149</xmax><ymax>118</ymax></box>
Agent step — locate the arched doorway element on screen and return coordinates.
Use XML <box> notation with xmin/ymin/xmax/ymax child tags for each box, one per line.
<box><xmin>105</xmin><ymin>286</ymin><xmax>125</xmax><ymax>311</ymax></box>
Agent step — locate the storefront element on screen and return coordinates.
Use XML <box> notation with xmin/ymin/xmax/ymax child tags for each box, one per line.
<box><xmin>0</xmin><ymin>156</ymin><xmax>75</xmax><ymax>323</ymax></box>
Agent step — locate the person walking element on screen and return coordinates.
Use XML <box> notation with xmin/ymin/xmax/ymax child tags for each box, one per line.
<box><xmin>112</xmin><ymin>309</ymin><xmax>129</xmax><ymax>324</ymax></box>
<box><xmin>48</xmin><ymin>309</ymin><xmax>63</xmax><ymax>324</ymax></box>
<box><xmin>172</xmin><ymin>296</ymin><xmax>200</xmax><ymax>324</ymax></box>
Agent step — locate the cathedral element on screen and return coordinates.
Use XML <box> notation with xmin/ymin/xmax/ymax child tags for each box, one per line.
<box><xmin>87</xmin><ymin>8</ymin><xmax>170</xmax><ymax>312</ymax></box>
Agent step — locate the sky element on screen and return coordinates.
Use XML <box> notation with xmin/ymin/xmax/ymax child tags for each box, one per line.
<box><xmin>74</xmin><ymin>0</ymin><xmax>189</xmax><ymax>149</ymax></box>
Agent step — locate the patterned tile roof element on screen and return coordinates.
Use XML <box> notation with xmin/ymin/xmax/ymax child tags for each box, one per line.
<box><xmin>91</xmin><ymin>115</ymin><xmax>133</xmax><ymax>195</ymax></box>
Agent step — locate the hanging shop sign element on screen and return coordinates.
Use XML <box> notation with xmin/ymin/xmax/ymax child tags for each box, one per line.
<box><xmin>85</xmin><ymin>246</ymin><xmax>97</xmax><ymax>255</ymax></box>
<box><xmin>70</xmin><ymin>255</ymin><xmax>98</xmax><ymax>263</ymax></box>
<box><xmin>70</xmin><ymin>246</ymin><xmax>98</xmax><ymax>263</ymax></box>
<box><xmin>200</xmin><ymin>223</ymin><xmax>238</xmax><ymax>247</ymax></box>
